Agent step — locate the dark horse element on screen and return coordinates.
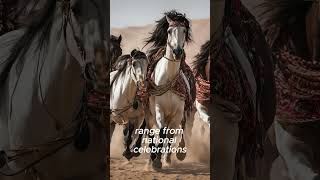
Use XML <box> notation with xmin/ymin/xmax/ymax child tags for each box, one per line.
<box><xmin>260</xmin><ymin>0</ymin><xmax>320</xmax><ymax>179</ymax></box>
<box><xmin>211</xmin><ymin>0</ymin><xmax>276</xmax><ymax>180</ymax></box>
<box><xmin>109</xmin><ymin>34</ymin><xmax>122</xmax><ymax>70</ymax></box>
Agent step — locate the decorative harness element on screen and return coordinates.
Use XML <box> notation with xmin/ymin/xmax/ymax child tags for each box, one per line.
<box><xmin>0</xmin><ymin>0</ymin><xmax>106</xmax><ymax>176</ymax></box>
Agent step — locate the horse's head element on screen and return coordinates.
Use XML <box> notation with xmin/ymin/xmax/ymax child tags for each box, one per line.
<box><xmin>144</xmin><ymin>10</ymin><xmax>191</xmax><ymax>60</ymax></box>
<box><xmin>128</xmin><ymin>49</ymin><xmax>148</xmax><ymax>88</ymax></box>
<box><xmin>110</xmin><ymin>35</ymin><xmax>123</xmax><ymax>66</ymax></box>
<box><xmin>166</xmin><ymin>16</ymin><xmax>187</xmax><ymax>60</ymax></box>
<box><xmin>306</xmin><ymin>0</ymin><xmax>320</xmax><ymax>62</ymax></box>
<box><xmin>59</xmin><ymin>0</ymin><xmax>107</xmax><ymax>81</ymax></box>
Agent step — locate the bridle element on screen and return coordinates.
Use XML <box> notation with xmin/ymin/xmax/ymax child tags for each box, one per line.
<box><xmin>165</xmin><ymin>22</ymin><xmax>187</xmax><ymax>63</ymax></box>
<box><xmin>0</xmin><ymin>0</ymin><xmax>105</xmax><ymax>177</ymax></box>
<box><xmin>59</xmin><ymin>0</ymin><xmax>101</xmax><ymax>81</ymax></box>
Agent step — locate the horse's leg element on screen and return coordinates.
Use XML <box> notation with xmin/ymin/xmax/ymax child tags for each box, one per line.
<box><xmin>164</xmin><ymin>113</ymin><xmax>183</xmax><ymax>166</ymax></box>
<box><xmin>110</xmin><ymin>121</ymin><xmax>116</xmax><ymax>144</ymax></box>
<box><xmin>131</xmin><ymin>119</ymin><xmax>146</xmax><ymax>157</ymax></box>
<box><xmin>184</xmin><ymin>109</ymin><xmax>197</xmax><ymax>147</ymax></box>
<box><xmin>212</xmin><ymin>98</ymin><xmax>241</xmax><ymax>180</ymax></box>
<box><xmin>152</xmin><ymin>104</ymin><xmax>165</xmax><ymax>169</ymax></box>
<box><xmin>122</xmin><ymin>122</ymin><xmax>134</xmax><ymax>161</ymax></box>
<box><xmin>176</xmin><ymin>112</ymin><xmax>188</xmax><ymax>161</ymax></box>
<box><xmin>274</xmin><ymin>120</ymin><xmax>320</xmax><ymax>180</ymax></box>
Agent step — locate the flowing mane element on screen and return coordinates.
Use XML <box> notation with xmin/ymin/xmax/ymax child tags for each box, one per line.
<box><xmin>8</xmin><ymin>0</ymin><xmax>55</xmax><ymax>62</ymax></box>
<box><xmin>0</xmin><ymin>0</ymin><xmax>56</xmax><ymax>84</ymax></box>
<box><xmin>192</xmin><ymin>40</ymin><xmax>210</xmax><ymax>78</ymax></box>
<box><xmin>113</xmin><ymin>49</ymin><xmax>146</xmax><ymax>75</ymax></box>
<box><xmin>144</xmin><ymin>10</ymin><xmax>192</xmax><ymax>50</ymax></box>
<box><xmin>259</xmin><ymin>0</ymin><xmax>313</xmax><ymax>29</ymax></box>
<box><xmin>110</xmin><ymin>34</ymin><xmax>122</xmax><ymax>67</ymax></box>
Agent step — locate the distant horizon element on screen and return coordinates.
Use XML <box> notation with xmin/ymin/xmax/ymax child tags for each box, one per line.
<box><xmin>111</xmin><ymin>18</ymin><xmax>209</xmax><ymax>29</ymax></box>
<box><xmin>111</xmin><ymin>0</ymin><xmax>210</xmax><ymax>28</ymax></box>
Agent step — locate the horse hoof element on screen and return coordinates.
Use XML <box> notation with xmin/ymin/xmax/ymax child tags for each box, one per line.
<box><xmin>122</xmin><ymin>149</ymin><xmax>134</xmax><ymax>160</ymax></box>
<box><xmin>152</xmin><ymin>158</ymin><xmax>162</xmax><ymax>169</ymax></box>
<box><xmin>176</xmin><ymin>151</ymin><xmax>186</xmax><ymax>161</ymax></box>
<box><xmin>178</xmin><ymin>139</ymin><xmax>186</xmax><ymax>149</ymax></box>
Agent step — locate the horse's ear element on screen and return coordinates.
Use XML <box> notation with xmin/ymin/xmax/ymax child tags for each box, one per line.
<box><xmin>166</xmin><ymin>15</ymin><xmax>174</xmax><ymax>25</ymax></box>
<box><xmin>131</xmin><ymin>49</ymin><xmax>137</xmax><ymax>57</ymax></box>
<box><xmin>118</xmin><ymin>35</ymin><xmax>122</xmax><ymax>43</ymax></box>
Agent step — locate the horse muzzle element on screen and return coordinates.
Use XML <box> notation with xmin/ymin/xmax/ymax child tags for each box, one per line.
<box><xmin>173</xmin><ymin>48</ymin><xmax>183</xmax><ymax>58</ymax></box>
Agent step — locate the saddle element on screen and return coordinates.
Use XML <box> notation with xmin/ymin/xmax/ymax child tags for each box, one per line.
<box><xmin>146</xmin><ymin>47</ymin><xmax>196</xmax><ymax>112</ymax></box>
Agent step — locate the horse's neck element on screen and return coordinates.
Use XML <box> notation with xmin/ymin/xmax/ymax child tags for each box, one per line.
<box><xmin>116</xmin><ymin>67</ymin><xmax>137</xmax><ymax>102</ymax></box>
<box><xmin>154</xmin><ymin>45</ymin><xmax>181</xmax><ymax>85</ymax></box>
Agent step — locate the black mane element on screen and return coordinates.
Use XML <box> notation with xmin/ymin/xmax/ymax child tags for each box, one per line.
<box><xmin>110</xmin><ymin>35</ymin><xmax>122</xmax><ymax>68</ymax></box>
<box><xmin>193</xmin><ymin>40</ymin><xmax>211</xmax><ymax>78</ymax></box>
<box><xmin>111</xmin><ymin>49</ymin><xmax>146</xmax><ymax>86</ymax></box>
<box><xmin>113</xmin><ymin>49</ymin><xmax>146</xmax><ymax>72</ymax></box>
<box><xmin>7</xmin><ymin>0</ymin><xmax>56</xmax><ymax>64</ymax></box>
<box><xmin>259</xmin><ymin>0</ymin><xmax>313</xmax><ymax>29</ymax></box>
<box><xmin>144</xmin><ymin>10</ymin><xmax>192</xmax><ymax>48</ymax></box>
<box><xmin>0</xmin><ymin>0</ymin><xmax>56</xmax><ymax>84</ymax></box>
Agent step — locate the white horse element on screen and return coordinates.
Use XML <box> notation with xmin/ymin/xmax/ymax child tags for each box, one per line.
<box><xmin>144</xmin><ymin>11</ymin><xmax>194</xmax><ymax>169</ymax></box>
<box><xmin>0</xmin><ymin>0</ymin><xmax>108</xmax><ymax>179</ymax></box>
<box><xmin>110</xmin><ymin>49</ymin><xmax>148</xmax><ymax>160</ymax></box>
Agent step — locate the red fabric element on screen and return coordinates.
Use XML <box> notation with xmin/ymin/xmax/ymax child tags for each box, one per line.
<box><xmin>195</xmin><ymin>74</ymin><xmax>210</xmax><ymax>102</ymax></box>
<box><xmin>274</xmin><ymin>50</ymin><xmax>320</xmax><ymax>123</ymax></box>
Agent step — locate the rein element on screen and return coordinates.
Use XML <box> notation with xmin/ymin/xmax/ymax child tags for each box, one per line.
<box><xmin>163</xmin><ymin>56</ymin><xmax>181</xmax><ymax>62</ymax></box>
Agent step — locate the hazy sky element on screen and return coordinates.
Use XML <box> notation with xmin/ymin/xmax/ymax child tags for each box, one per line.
<box><xmin>111</xmin><ymin>0</ymin><xmax>210</xmax><ymax>28</ymax></box>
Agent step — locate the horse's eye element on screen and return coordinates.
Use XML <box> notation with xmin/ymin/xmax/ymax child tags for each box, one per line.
<box><xmin>167</xmin><ymin>29</ymin><xmax>172</xmax><ymax>34</ymax></box>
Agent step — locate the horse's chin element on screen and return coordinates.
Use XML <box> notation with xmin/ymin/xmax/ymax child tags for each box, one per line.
<box><xmin>173</xmin><ymin>54</ymin><xmax>182</xmax><ymax>60</ymax></box>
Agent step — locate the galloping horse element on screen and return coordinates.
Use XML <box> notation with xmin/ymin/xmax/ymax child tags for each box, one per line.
<box><xmin>110</xmin><ymin>49</ymin><xmax>148</xmax><ymax>160</ymax></box>
<box><xmin>144</xmin><ymin>10</ymin><xmax>196</xmax><ymax>169</ymax></box>
<box><xmin>0</xmin><ymin>0</ymin><xmax>108</xmax><ymax>179</ymax></box>
<box><xmin>260</xmin><ymin>0</ymin><xmax>320</xmax><ymax>179</ymax></box>
<box><xmin>211</xmin><ymin>0</ymin><xmax>276</xmax><ymax>180</ymax></box>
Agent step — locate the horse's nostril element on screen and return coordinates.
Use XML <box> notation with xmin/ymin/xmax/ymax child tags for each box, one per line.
<box><xmin>173</xmin><ymin>48</ymin><xmax>183</xmax><ymax>56</ymax></box>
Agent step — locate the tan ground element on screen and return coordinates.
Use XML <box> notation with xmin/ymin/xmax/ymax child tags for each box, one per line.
<box><xmin>110</xmin><ymin>113</ymin><xmax>210</xmax><ymax>180</ymax></box>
